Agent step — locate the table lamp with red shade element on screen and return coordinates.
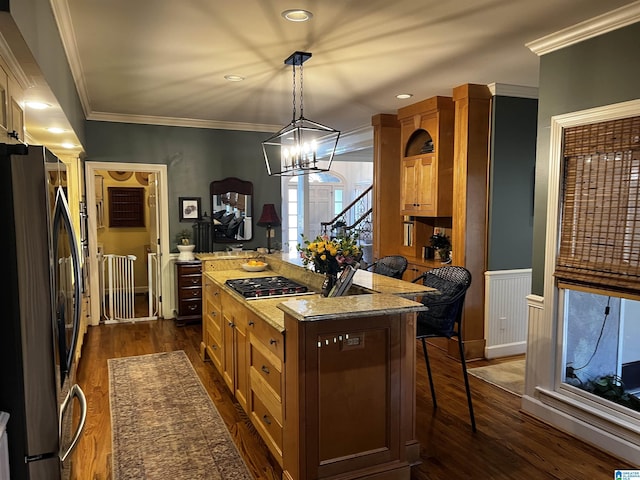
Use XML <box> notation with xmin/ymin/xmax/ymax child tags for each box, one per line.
<box><xmin>257</xmin><ymin>204</ymin><xmax>281</xmax><ymax>253</ymax></box>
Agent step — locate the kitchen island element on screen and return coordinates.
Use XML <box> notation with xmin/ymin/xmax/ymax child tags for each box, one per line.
<box><xmin>197</xmin><ymin>252</ymin><xmax>432</xmax><ymax>480</ymax></box>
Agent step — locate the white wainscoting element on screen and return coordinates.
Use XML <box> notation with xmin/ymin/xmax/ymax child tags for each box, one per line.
<box><xmin>484</xmin><ymin>269</ymin><xmax>532</xmax><ymax>359</ymax></box>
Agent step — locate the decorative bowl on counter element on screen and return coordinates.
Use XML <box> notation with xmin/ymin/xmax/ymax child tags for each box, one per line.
<box><xmin>242</xmin><ymin>261</ymin><xmax>268</xmax><ymax>272</ymax></box>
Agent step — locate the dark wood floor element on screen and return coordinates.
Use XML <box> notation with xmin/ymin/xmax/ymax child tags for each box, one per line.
<box><xmin>70</xmin><ymin>318</ymin><xmax>633</xmax><ymax>480</ymax></box>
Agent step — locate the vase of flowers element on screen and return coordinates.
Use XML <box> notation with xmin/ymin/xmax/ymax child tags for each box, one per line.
<box><xmin>297</xmin><ymin>232</ymin><xmax>361</xmax><ymax>296</ymax></box>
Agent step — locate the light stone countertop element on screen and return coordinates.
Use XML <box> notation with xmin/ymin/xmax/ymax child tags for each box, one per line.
<box><xmin>278</xmin><ymin>294</ymin><xmax>427</xmax><ymax>322</ymax></box>
<box><xmin>199</xmin><ymin>253</ymin><xmax>434</xmax><ymax>331</ymax></box>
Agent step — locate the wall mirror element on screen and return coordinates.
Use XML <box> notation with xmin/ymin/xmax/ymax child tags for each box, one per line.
<box><xmin>210</xmin><ymin>177</ymin><xmax>253</xmax><ymax>243</ymax></box>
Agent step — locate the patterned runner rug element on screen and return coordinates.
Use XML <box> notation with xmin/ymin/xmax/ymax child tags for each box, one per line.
<box><xmin>468</xmin><ymin>359</ymin><xmax>525</xmax><ymax>396</ymax></box>
<box><xmin>108</xmin><ymin>350</ymin><xmax>253</xmax><ymax>480</ymax></box>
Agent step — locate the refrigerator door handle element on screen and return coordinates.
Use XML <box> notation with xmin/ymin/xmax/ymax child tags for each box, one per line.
<box><xmin>59</xmin><ymin>384</ymin><xmax>87</xmax><ymax>462</ymax></box>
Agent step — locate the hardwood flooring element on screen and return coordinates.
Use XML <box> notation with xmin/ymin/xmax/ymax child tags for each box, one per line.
<box><xmin>70</xmin><ymin>318</ymin><xmax>633</xmax><ymax>480</ymax></box>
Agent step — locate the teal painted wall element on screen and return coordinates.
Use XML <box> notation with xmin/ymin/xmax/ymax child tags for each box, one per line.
<box><xmin>85</xmin><ymin>120</ymin><xmax>282</xmax><ymax>251</ymax></box>
<box><xmin>488</xmin><ymin>96</ymin><xmax>537</xmax><ymax>271</ymax></box>
<box><xmin>531</xmin><ymin>22</ymin><xmax>640</xmax><ymax>295</ymax></box>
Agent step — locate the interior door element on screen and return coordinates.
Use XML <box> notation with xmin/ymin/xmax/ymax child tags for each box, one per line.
<box><xmin>308</xmin><ymin>185</ymin><xmax>334</xmax><ymax>239</ymax></box>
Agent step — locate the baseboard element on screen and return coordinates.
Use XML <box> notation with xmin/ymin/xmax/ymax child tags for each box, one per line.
<box><xmin>521</xmin><ymin>394</ymin><xmax>640</xmax><ymax>468</ymax></box>
<box><xmin>485</xmin><ymin>340</ymin><xmax>526</xmax><ymax>359</ymax></box>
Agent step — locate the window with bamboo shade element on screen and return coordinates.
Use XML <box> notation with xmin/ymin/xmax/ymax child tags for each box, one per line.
<box><xmin>556</xmin><ymin>116</ymin><xmax>640</xmax><ymax>296</ymax></box>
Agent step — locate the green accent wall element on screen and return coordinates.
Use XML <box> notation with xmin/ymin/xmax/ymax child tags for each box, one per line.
<box><xmin>85</xmin><ymin>121</ymin><xmax>282</xmax><ymax>250</ymax></box>
<box><xmin>532</xmin><ymin>22</ymin><xmax>640</xmax><ymax>295</ymax></box>
<box><xmin>488</xmin><ymin>96</ymin><xmax>537</xmax><ymax>271</ymax></box>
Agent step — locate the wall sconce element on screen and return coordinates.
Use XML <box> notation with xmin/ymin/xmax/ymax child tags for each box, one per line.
<box><xmin>257</xmin><ymin>204</ymin><xmax>281</xmax><ymax>253</ymax></box>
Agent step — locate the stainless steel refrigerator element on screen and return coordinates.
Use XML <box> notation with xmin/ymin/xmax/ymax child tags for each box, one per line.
<box><xmin>0</xmin><ymin>143</ymin><xmax>86</xmax><ymax>480</ymax></box>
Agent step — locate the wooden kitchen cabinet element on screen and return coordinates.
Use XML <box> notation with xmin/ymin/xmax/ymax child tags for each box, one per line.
<box><xmin>201</xmin><ymin>276</ymin><xmax>223</xmax><ymax>371</ymax></box>
<box><xmin>220</xmin><ymin>290</ymin><xmax>249</xmax><ymax>411</ymax></box>
<box><xmin>401</xmin><ymin>155</ymin><xmax>437</xmax><ymax>213</ymax></box>
<box><xmin>200</xmin><ymin>272</ymin><xmax>285</xmax><ymax>464</ymax></box>
<box><xmin>398</xmin><ymin>96</ymin><xmax>454</xmax><ymax>218</ymax></box>
<box><xmin>0</xmin><ymin>55</ymin><xmax>24</xmax><ymax>144</ymax></box>
<box><xmin>174</xmin><ymin>260</ymin><xmax>202</xmax><ymax>325</ymax></box>
<box><xmin>247</xmin><ymin>312</ymin><xmax>284</xmax><ymax>465</ymax></box>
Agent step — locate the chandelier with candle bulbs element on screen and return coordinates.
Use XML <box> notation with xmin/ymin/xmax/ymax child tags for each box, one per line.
<box><xmin>262</xmin><ymin>51</ymin><xmax>340</xmax><ymax>176</ymax></box>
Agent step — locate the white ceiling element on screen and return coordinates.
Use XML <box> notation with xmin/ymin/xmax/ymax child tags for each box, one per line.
<box><xmin>23</xmin><ymin>0</ymin><xmax>638</xmax><ymax>157</ymax></box>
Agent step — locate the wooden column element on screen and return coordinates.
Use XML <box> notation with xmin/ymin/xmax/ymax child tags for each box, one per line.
<box><xmin>371</xmin><ymin>114</ymin><xmax>402</xmax><ymax>260</ymax></box>
<box><xmin>452</xmin><ymin>83</ymin><xmax>491</xmax><ymax>360</ymax></box>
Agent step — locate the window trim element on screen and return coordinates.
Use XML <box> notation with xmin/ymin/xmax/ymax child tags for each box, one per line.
<box><xmin>540</xmin><ymin>99</ymin><xmax>640</xmax><ymax>440</ymax></box>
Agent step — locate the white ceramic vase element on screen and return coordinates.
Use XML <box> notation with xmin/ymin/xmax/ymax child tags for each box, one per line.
<box><xmin>177</xmin><ymin>244</ymin><xmax>196</xmax><ymax>261</ymax></box>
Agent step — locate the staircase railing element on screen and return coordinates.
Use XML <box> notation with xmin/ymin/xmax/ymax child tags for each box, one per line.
<box><xmin>321</xmin><ymin>185</ymin><xmax>373</xmax><ymax>245</ymax></box>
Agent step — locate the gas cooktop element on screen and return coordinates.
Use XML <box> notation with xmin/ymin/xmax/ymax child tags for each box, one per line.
<box><xmin>226</xmin><ymin>276</ymin><xmax>313</xmax><ymax>300</ymax></box>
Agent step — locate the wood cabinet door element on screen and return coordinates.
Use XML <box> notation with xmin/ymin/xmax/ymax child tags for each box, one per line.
<box><xmin>203</xmin><ymin>297</ymin><xmax>223</xmax><ymax>370</ymax></box>
<box><xmin>400</xmin><ymin>157</ymin><xmax>419</xmax><ymax>213</ymax></box>
<box><xmin>415</xmin><ymin>156</ymin><xmax>436</xmax><ymax>214</ymax></box>
<box><xmin>233</xmin><ymin>308</ymin><xmax>249</xmax><ymax>412</ymax></box>
<box><xmin>221</xmin><ymin>293</ymin><xmax>236</xmax><ymax>392</ymax></box>
<box><xmin>401</xmin><ymin>155</ymin><xmax>436</xmax><ymax>215</ymax></box>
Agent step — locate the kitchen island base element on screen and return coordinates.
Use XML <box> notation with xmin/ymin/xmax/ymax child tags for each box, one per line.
<box><xmin>282</xmin><ymin>310</ymin><xmax>418</xmax><ymax>480</ymax></box>
<box><xmin>198</xmin><ymin>253</ymin><xmax>430</xmax><ymax>479</ymax></box>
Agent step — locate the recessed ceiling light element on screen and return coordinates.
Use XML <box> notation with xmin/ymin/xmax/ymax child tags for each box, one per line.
<box><xmin>224</xmin><ymin>74</ymin><xmax>246</xmax><ymax>82</ymax></box>
<box><xmin>47</xmin><ymin>127</ymin><xmax>67</xmax><ymax>134</ymax></box>
<box><xmin>61</xmin><ymin>142</ymin><xmax>76</xmax><ymax>149</ymax></box>
<box><xmin>281</xmin><ymin>9</ymin><xmax>313</xmax><ymax>22</ymax></box>
<box><xmin>396</xmin><ymin>93</ymin><xmax>413</xmax><ymax>100</ymax></box>
<box><xmin>26</xmin><ymin>101</ymin><xmax>52</xmax><ymax>110</ymax></box>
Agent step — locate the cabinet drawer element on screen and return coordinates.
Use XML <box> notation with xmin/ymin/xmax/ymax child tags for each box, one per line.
<box><xmin>204</xmin><ymin>279</ymin><xmax>222</xmax><ymax>306</ymax></box>
<box><xmin>247</xmin><ymin>315</ymin><xmax>284</xmax><ymax>361</ymax></box>
<box><xmin>179</xmin><ymin>285</ymin><xmax>202</xmax><ymax>299</ymax></box>
<box><xmin>204</xmin><ymin>297</ymin><xmax>222</xmax><ymax>323</ymax></box>
<box><xmin>204</xmin><ymin>307</ymin><xmax>222</xmax><ymax>344</ymax></box>
<box><xmin>249</xmin><ymin>337</ymin><xmax>282</xmax><ymax>397</ymax></box>
<box><xmin>251</xmin><ymin>391</ymin><xmax>283</xmax><ymax>455</ymax></box>
<box><xmin>178</xmin><ymin>274</ymin><xmax>202</xmax><ymax>287</ymax></box>
<box><xmin>178</xmin><ymin>263</ymin><xmax>202</xmax><ymax>275</ymax></box>
<box><xmin>179</xmin><ymin>298</ymin><xmax>201</xmax><ymax>315</ymax></box>
<box><xmin>205</xmin><ymin>321</ymin><xmax>223</xmax><ymax>371</ymax></box>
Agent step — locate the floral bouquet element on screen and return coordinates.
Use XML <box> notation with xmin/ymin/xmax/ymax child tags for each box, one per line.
<box><xmin>297</xmin><ymin>232</ymin><xmax>361</xmax><ymax>275</ymax></box>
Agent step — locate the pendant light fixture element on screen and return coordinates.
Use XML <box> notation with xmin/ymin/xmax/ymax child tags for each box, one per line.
<box><xmin>262</xmin><ymin>51</ymin><xmax>340</xmax><ymax>176</ymax></box>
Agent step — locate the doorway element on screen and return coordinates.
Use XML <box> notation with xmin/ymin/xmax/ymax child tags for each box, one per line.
<box><xmin>84</xmin><ymin>162</ymin><xmax>170</xmax><ymax>326</ymax></box>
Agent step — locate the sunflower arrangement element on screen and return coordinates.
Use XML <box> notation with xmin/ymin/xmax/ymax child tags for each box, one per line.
<box><xmin>297</xmin><ymin>232</ymin><xmax>361</xmax><ymax>275</ymax></box>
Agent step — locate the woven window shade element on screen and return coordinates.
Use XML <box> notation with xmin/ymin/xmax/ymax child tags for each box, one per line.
<box><xmin>556</xmin><ymin>116</ymin><xmax>640</xmax><ymax>295</ymax></box>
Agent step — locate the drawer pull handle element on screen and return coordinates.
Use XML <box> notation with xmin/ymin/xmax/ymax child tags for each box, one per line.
<box><xmin>269</xmin><ymin>339</ymin><xmax>277</xmax><ymax>345</ymax></box>
<box><xmin>211</xmin><ymin>344</ymin><xmax>217</xmax><ymax>350</ymax></box>
<box><xmin>248</xmin><ymin>320</ymin><xmax>255</xmax><ymax>327</ymax></box>
<box><xmin>261</xmin><ymin>365</ymin><xmax>270</xmax><ymax>375</ymax></box>
<box><xmin>262</xmin><ymin>415</ymin><xmax>271</xmax><ymax>425</ymax></box>
<box><xmin>214</xmin><ymin>291</ymin><xmax>220</xmax><ymax>296</ymax></box>
<box><xmin>191</xmin><ymin>278</ymin><xmax>199</xmax><ymax>284</ymax></box>
<box><xmin>210</xmin><ymin>311</ymin><xmax>217</xmax><ymax>316</ymax></box>
<box><xmin>187</xmin><ymin>304</ymin><xmax>197</xmax><ymax>311</ymax></box>
<box><xmin>228</xmin><ymin>322</ymin><xmax>235</xmax><ymax>328</ymax></box>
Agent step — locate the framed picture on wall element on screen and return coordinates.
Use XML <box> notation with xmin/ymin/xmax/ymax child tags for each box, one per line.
<box><xmin>179</xmin><ymin>197</ymin><xmax>201</xmax><ymax>222</ymax></box>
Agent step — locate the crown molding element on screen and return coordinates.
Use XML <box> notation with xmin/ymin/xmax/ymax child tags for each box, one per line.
<box><xmin>487</xmin><ymin>83</ymin><xmax>538</xmax><ymax>99</ymax></box>
<box><xmin>527</xmin><ymin>1</ymin><xmax>640</xmax><ymax>56</ymax></box>
<box><xmin>50</xmin><ymin>0</ymin><xmax>93</xmax><ymax>117</ymax></box>
<box><xmin>86</xmin><ymin>110</ymin><xmax>282</xmax><ymax>133</ymax></box>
